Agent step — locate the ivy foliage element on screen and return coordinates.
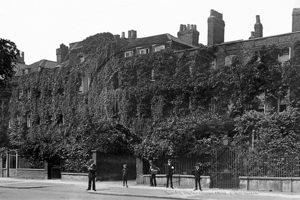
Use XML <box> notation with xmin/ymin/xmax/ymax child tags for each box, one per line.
<box><xmin>7</xmin><ymin>31</ymin><xmax>300</xmax><ymax>171</ymax></box>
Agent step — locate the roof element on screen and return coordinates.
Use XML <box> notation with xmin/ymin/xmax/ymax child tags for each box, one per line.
<box><xmin>123</xmin><ymin>33</ymin><xmax>196</xmax><ymax>50</ymax></box>
<box><xmin>15</xmin><ymin>59</ymin><xmax>57</xmax><ymax>76</ymax></box>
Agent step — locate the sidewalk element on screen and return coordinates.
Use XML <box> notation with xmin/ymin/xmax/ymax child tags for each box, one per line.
<box><xmin>1</xmin><ymin>178</ymin><xmax>300</xmax><ymax>199</ymax></box>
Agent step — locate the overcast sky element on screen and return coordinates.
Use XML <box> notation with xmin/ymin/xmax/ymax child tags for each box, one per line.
<box><xmin>2</xmin><ymin>0</ymin><xmax>300</xmax><ymax>64</ymax></box>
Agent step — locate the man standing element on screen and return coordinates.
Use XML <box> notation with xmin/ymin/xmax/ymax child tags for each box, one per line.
<box><xmin>192</xmin><ymin>163</ymin><xmax>202</xmax><ymax>191</ymax></box>
<box><xmin>165</xmin><ymin>159</ymin><xmax>174</xmax><ymax>189</ymax></box>
<box><xmin>86</xmin><ymin>159</ymin><xmax>97</xmax><ymax>191</ymax></box>
<box><xmin>149</xmin><ymin>160</ymin><xmax>159</xmax><ymax>187</ymax></box>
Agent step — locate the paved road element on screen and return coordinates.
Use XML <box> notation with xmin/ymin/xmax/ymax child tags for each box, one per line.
<box><xmin>0</xmin><ymin>182</ymin><xmax>157</xmax><ymax>200</ymax></box>
<box><xmin>0</xmin><ymin>178</ymin><xmax>300</xmax><ymax>200</ymax></box>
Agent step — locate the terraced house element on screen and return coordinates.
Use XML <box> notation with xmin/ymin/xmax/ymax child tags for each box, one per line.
<box><xmin>1</xmin><ymin>8</ymin><xmax>300</xmax><ymax>191</ymax></box>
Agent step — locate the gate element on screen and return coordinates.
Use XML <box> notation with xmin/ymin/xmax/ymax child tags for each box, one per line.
<box><xmin>210</xmin><ymin>148</ymin><xmax>240</xmax><ymax>188</ymax></box>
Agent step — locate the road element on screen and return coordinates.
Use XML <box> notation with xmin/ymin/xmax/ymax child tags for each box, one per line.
<box><xmin>0</xmin><ymin>183</ymin><xmax>159</xmax><ymax>200</ymax></box>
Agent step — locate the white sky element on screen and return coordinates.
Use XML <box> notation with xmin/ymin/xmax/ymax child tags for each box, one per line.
<box><xmin>1</xmin><ymin>0</ymin><xmax>300</xmax><ymax>65</ymax></box>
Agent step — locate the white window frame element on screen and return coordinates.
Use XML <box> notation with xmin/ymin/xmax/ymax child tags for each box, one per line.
<box><xmin>154</xmin><ymin>45</ymin><xmax>165</xmax><ymax>52</ymax></box>
<box><xmin>278</xmin><ymin>47</ymin><xmax>291</xmax><ymax>63</ymax></box>
<box><xmin>125</xmin><ymin>51</ymin><xmax>133</xmax><ymax>58</ymax></box>
<box><xmin>139</xmin><ymin>48</ymin><xmax>149</xmax><ymax>55</ymax></box>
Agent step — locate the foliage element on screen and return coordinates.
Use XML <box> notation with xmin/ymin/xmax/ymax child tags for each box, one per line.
<box><xmin>7</xmin><ymin>31</ymin><xmax>300</xmax><ymax>172</ymax></box>
<box><xmin>0</xmin><ymin>38</ymin><xmax>20</xmax><ymax>88</ymax></box>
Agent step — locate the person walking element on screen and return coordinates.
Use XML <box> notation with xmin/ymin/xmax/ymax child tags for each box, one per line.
<box><xmin>86</xmin><ymin>159</ymin><xmax>97</xmax><ymax>191</ymax></box>
<box><xmin>149</xmin><ymin>160</ymin><xmax>160</xmax><ymax>187</ymax></box>
<box><xmin>192</xmin><ymin>163</ymin><xmax>202</xmax><ymax>191</ymax></box>
<box><xmin>122</xmin><ymin>164</ymin><xmax>129</xmax><ymax>188</ymax></box>
<box><xmin>165</xmin><ymin>159</ymin><xmax>174</xmax><ymax>189</ymax></box>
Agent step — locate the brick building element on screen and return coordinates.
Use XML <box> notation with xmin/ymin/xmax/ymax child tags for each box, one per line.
<box><xmin>2</xmin><ymin>8</ymin><xmax>300</xmax><ymax>180</ymax></box>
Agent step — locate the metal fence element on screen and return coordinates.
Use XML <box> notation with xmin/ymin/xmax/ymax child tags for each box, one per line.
<box><xmin>242</xmin><ymin>156</ymin><xmax>300</xmax><ymax>177</ymax></box>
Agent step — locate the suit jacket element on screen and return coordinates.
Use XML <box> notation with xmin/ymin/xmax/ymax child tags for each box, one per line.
<box><xmin>192</xmin><ymin>168</ymin><xmax>202</xmax><ymax>179</ymax></box>
<box><xmin>165</xmin><ymin>164</ymin><xmax>174</xmax><ymax>176</ymax></box>
<box><xmin>88</xmin><ymin>164</ymin><xmax>97</xmax><ymax>179</ymax></box>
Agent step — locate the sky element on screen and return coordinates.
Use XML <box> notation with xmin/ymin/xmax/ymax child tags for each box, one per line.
<box><xmin>1</xmin><ymin>0</ymin><xmax>300</xmax><ymax>65</ymax></box>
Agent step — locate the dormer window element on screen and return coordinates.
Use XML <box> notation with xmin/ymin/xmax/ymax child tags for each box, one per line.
<box><xmin>139</xmin><ymin>48</ymin><xmax>149</xmax><ymax>55</ymax></box>
<box><xmin>154</xmin><ymin>45</ymin><xmax>165</xmax><ymax>52</ymax></box>
<box><xmin>125</xmin><ymin>51</ymin><xmax>133</xmax><ymax>58</ymax></box>
<box><xmin>278</xmin><ymin>47</ymin><xmax>291</xmax><ymax>63</ymax></box>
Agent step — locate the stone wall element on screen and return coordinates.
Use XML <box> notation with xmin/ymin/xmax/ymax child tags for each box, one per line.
<box><xmin>143</xmin><ymin>175</ymin><xmax>210</xmax><ymax>188</ymax></box>
<box><xmin>239</xmin><ymin>176</ymin><xmax>300</xmax><ymax>192</ymax></box>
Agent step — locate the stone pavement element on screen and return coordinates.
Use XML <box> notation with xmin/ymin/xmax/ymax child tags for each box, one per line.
<box><xmin>1</xmin><ymin>178</ymin><xmax>300</xmax><ymax>199</ymax></box>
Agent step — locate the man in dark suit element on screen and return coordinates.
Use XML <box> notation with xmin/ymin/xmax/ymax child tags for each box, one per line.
<box><xmin>165</xmin><ymin>159</ymin><xmax>174</xmax><ymax>189</ymax></box>
<box><xmin>86</xmin><ymin>159</ymin><xmax>97</xmax><ymax>191</ymax></box>
<box><xmin>192</xmin><ymin>163</ymin><xmax>202</xmax><ymax>191</ymax></box>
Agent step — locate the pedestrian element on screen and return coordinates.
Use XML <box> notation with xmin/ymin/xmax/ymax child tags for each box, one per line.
<box><xmin>122</xmin><ymin>164</ymin><xmax>128</xmax><ymax>188</ymax></box>
<box><xmin>165</xmin><ymin>159</ymin><xmax>174</xmax><ymax>189</ymax></box>
<box><xmin>86</xmin><ymin>159</ymin><xmax>97</xmax><ymax>191</ymax></box>
<box><xmin>192</xmin><ymin>163</ymin><xmax>202</xmax><ymax>191</ymax></box>
<box><xmin>149</xmin><ymin>160</ymin><xmax>160</xmax><ymax>187</ymax></box>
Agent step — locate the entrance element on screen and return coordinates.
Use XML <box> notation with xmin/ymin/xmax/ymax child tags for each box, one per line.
<box><xmin>210</xmin><ymin>148</ymin><xmax>240</xmax><ymax>188</ymax></box>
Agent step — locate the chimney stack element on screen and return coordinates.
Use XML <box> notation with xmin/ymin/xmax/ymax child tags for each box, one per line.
<box><xmin>292</xmin><ymin>8</ymin><xmax>300</xmax><ymax>32</ymax></box>
<box><xmin>254</xmin><ymin>15</ymin><xmax>263</xmax><ymax>38</ymax></box>
<box><xmin>177</xmin><ymin>24</ymin><xmax>199</xmax><ymax>46</ymax></box>
<box><xmin>207</xmin><ymin>9</ymin><xmax>225</xmax><ymax>46</ymax></box>
<box><xmin>56</xmin><ymin>44</ymin><xmax>69</xmax><ymax>64</ymax></box>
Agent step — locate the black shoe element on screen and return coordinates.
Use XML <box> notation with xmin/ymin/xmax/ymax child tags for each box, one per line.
<box><xmin>93</xmin><ymin>189</ymin><xmax>96</xmax><ymax>191</ymax></box>
<box><xmin>86</xmin><ymin>189</ymin><xmax>90</xmax><ymax>191</ymax></box>
<box><xmin>171</xmin><ymin>187</ymin><xmax>174</xmax><ymax>189</ymax></box>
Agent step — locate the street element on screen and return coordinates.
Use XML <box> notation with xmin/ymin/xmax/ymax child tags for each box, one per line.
<box><xmin>0</xmin><ymin>183</ymin><xmax>157</xmax><ymax>200</ymax></box>
<box><xmin>0</xmin><ymin>178</ymin><xmax>300</xmax><ymax>200</ymax></box>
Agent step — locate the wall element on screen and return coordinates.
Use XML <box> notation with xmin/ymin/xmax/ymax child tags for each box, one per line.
<box><xmin>1</xmin><ymin>168</ymin><xmax>46</xmax><ymax>179</ymax></box>
<box><xmin>61</xmin><ymin>172</ymin><xmax>88</xmax><ymax>182</ymax></box>
<box><xmin>143</xmin><ymin>175</ymin><xmax>210</xmax><ymax>188</ymax></box>
<box><xmin>239</xmin><ymin>176</ymin><xmax>300</xmax><ymax>192</ymax></box>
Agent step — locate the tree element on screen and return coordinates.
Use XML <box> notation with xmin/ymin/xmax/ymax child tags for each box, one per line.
<box><xmin>0</xmin><ymin>38</ymin><xmax>20</xmax><ymax>88</ymax></box>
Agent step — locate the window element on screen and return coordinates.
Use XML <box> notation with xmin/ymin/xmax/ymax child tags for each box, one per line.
<box><xmin>18</xmin><ymin>89</ymin><xmax>23</xmax><ymax>100</ymax></box>
<box><xmin>151</xmin><ymin>69</ymin><xmax>155</xmax><ymax>81</ymax></box>
<box><xmin>154</xmin><ymin>45</ymin><xmax>165</xmax><ymax>52</ymax></box>
<box><xmin>113</xmin><ymin>71</ymin><xmax>119</xmax><ymax>89</ymax></box>
<box><xmin>26</xmin><ymin>114</ymin><xmax>31</xmax><ymax>128</ymax></box>
<box><xmin>125</xmin><ymin>51</ymin><xmax>133</xmax><ymax>58</ymax></box>
<box><xmin>224</xmin><ymin>55</ymin><xmax>235</xmax><ymax>66</ymax></box>
<box><xmin>79</xmin><ymin>73</ymin><xmax>90</xmax><ymax>93</ymax></box>
<box><xmin>79</xmin><ymin>79</ymin><xmax>84</xmax><ymax>93</ymax></box>
<box><xmin>56</xmin><ymin>114</ymin><xmax>64</xmax><ymax>125</ymax></box>
<box><xmin>8</xmin><ymin>120</ymin><xmax>12</xmax><ymax>129</ymax></box>
<box><xmin>211</xmin><ymin>59</ymin><xmax>217</xmax><ymax>69</ymax></box>
<box><xmin>139</xmin><ymin>48</ymin><xmax>149</xmax><ymax>55</ymax></box>
<box><xmin>78</xmin><ymin>54</ymin><xmax>85</xmax><ymax>63</ymax></box>
<box><xmin>278</xmin><ymin>47</ymin><xmax>291</xmax><ymax>63</ymax></box>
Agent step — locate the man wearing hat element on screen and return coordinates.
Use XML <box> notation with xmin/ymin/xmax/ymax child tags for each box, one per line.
<box><xmin>192</xmin><ymin>163</ymin><xmax>202</xmax><ymax>191</ymax></box>
<box><xmin>165</xmin><ymin>159</ymin><xmax>175</xmax><ymax>189</ymax></box>
<box><xmin>86</xmin><ymin>159</ymin><xmax>97</xmax><ymax>191</ymax></box>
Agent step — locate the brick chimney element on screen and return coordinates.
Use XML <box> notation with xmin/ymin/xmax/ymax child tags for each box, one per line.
<box><xmin>127</xmin><ymin>30</ymin><xmax>137</xmax><ymax>40</ymax></box>
<box><xmin>292</xmin><ymin>8</ymin><xmax>300</xmax><ymax>32</ymax></box>
<box><xmin>56</xmin><ymin>44</ymin><xmax>69</xmax><ymax>64</ymax></box>
<box><xmin>254</xmin><ymin>15</ymin><xmax>263</xmax><ymax>38</ymax></box>
<box><xmin>177</xmin><ymin>24</ymin><xmax>199</xmax><ymax>46</ymax></box>
<box><xmin>207</xmin><ymin>9</ymin><xmax>225</xmax><ymax>46</ymax></box>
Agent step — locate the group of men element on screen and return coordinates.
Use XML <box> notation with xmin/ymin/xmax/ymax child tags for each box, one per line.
<box><xmin>85</xmin><ymin>158</ymin><xmax>203</xmax><ymax>192</ymax></box>
<box><xmin>149</xmin><ymin>159</ymin><xmax>202</xmax><ymax>191</ymax></box>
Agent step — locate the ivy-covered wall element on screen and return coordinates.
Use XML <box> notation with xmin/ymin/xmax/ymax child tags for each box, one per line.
<box><xmin>6</xmin><ymin>31</ymin><xmax>300</xmax><ymax>172</ymax></box>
